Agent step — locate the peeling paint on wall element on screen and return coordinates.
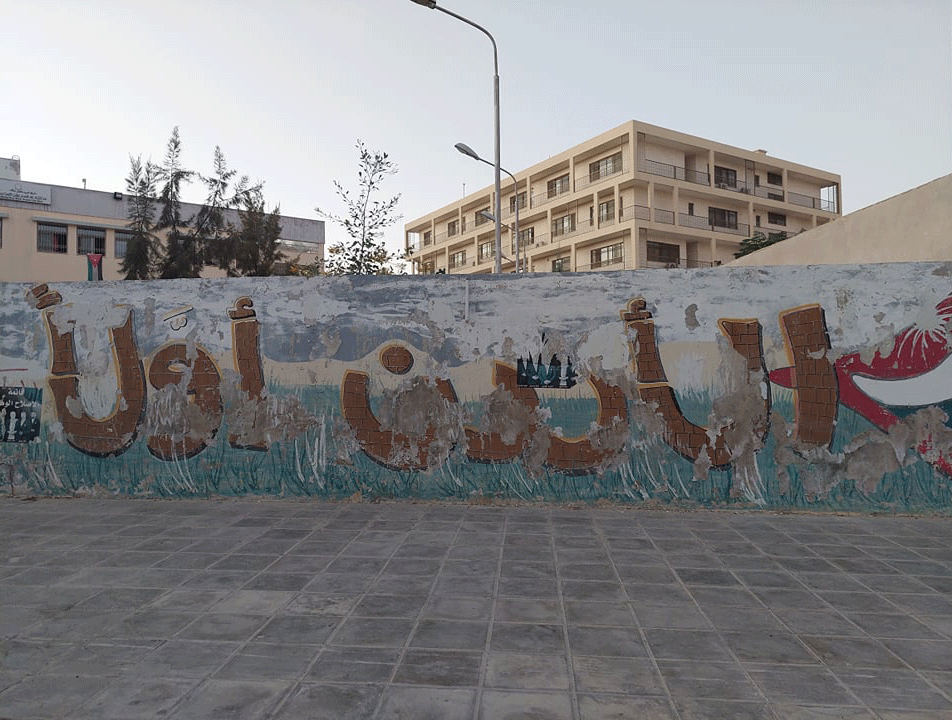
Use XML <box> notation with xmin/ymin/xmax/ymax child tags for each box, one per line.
<box><xmin>3</xmin><ymin>265</ymin><xmax>952</xmax><ymax>511</ymax></box>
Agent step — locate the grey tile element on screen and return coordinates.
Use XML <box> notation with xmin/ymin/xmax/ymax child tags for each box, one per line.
<box><xmin>573</xmin><ymin>655</ymin><xmax>666</xmax><ymax>694</ymax></box>
<box><xmin>243</xmin><ymin>572</ymin><xmax>313</xmax><ymax>591</ymax></box>
<box><xmin>376</xmin><ymin>686</ymin><xmax>476</xmax><ymax>720</ymax></box>
<box><xmin>564</xmin><ymin>601</ymin><xmax>635</xmax><ymax>626</ymax></box>
<box><xmin>210</xmin><ymin>590</ymin><xmax>294</xmax><ymax>614</ymax></box>
<box><xmin>0</xmin><ymin>674</ymin><xmax>113</xmax><ymax>717</ymax></box>
<box><xmin>675</xmin><ymin>568</ymin><xmax>740</xmax><ymax>586</ymax></box>
<box><xmin>133</xmin><ymin>639</ymin><xmax>239</xmax><ymax>678</ymax></box>
<box><xmin>497</xmin><ymin>576</ymin><xmax>560</xmax><ymax>598</ymax></box>
<box><xmin>393</xmin><ymin>649</ymin><xmax>482</xmax><ymax>686</ymax></box>
<box><xmin>846</xmin><ymin>612</ymin><xmax>944</xmax><ymax>639</ymax></box>
<box><xmin>835</xmin><ymin>669</ymin><xmax>952</xmax><ymax>711</ymax></box>
<box><xmin>633</xmin><ymin>604</ymin><xmax>712</xmax><ymax>630</ymax></box>
<box><xmin>561</xmin><ymin>580</ymin><xmax>628</xmax><ymax>602</ymax></box>
<box><xmin>645</xmin><ymin>629</ymin><xmax>732</xmax><ymax>661</ymax></box>
<box><xmin>484</xmin><ymin>652</ymin><xmax>570</xmax><ymax>689</ymax></box>
<box><xmin>673</xmin><ymin>698</ymin><xmax>772</xmax><ymax>720</ymax></box>
<box><xmin>168</xmin><ymin>679</ymin><xmax>291</xmax><ymax>720</ymax></box>
<box><xmin>352</xmin><ymin>593</ymin><xmax>427</xmax><ymax>618</ymax></box>
<box><xmin>256</xmin><ymin>615</ymin><xmax>341</xmax><ymax>644</ymax></box>
<box><xmin>747</xmin><ymin>664</ymin><xmax>859</xmax><ymax>706</ymax></box>
<box><xmin>304</xmin><ymin>572</ymin><xmax>376</xmax><ymax>594</ymax></box>
<box><xmin>178</xmin><ymin>613</ymin><xmax>268</xmax><ymax>642</ymax></box>
<box><xmin>657</xmin><ymin>660</ymin><xmax>762</xmax><ymax>700</ymax></box>
<box><xmin>149</xmin><ymin>588</ymin><xmax>230</xmax><ymax>611</ymax></box>
<box><xmin>478</xmin><ymin>690</ymin><xmax>573</xmax><ymax>720</ymax></box>
<box><xmin>71</xmin><ymin>677</ymin><xmax>198</xmax><ymax>719</ymax></box>
<box><xmin>771</xmin><ymin>704</ymin><xmax>877</xmax><ymax>720</ymax></box>
<box><xmin>720</xmin><ymin>630</ymin><xmax>818</xmax><ymax>664</ymax></box>
<box><xmin>772</xmin><ymin>608</ymin><xmax>864</xmax><ymax>636</ymax></box>
<box><xmin>209</xmin><ymin>553</ymin><xmax>280</xmax><ymax>572</ymax></box>
<box><xmin>411</xmin><ymin>619</ymin><xmax>488</xmax><ymax>650</ymax></box>
<box><xmin>307</xmin><ymin>646</ymin><xmax>399</xmax><ymax>683</ymax></box>
<box><xmin>283</xmin><ymin>593</ymin><xmax>360</xmax><ymax>617</ymax></box>
<box><xmin>799</xmin><ymin>635</ymin><xmax>906</xmax><ymax>668</ymax></box>
<box><xmin>45</xmin><ymin>642</ymin><xmax>155</xmax><ymax>677</ymax></box>
<box><xmin>568</xmin><ymin>625</ymin><xmax>649</xmax><ymax>657</ymax></box>
<box><xmin>494</xmin><ymin>597</ymin><xmax>563</xmax><ymax>624</ymax></box>
<box><xmin>332</xmin><ymin>617</ymin><xmax>415</xmax><ymax>647</ymax></box>
<box><xmin>422</xmin><ymin>596</ymin><xmax>493</xmax><ymax>621</ymax></box>
<box><xmin>626</xmin><ymin>583</ymin><xmax>693</xmax><ymax>605</ymax></box>
<box><xmin>215</xmin><ymin>642</ymin><xmax>320</xmax><ymax>680</ymax></box>
<box><xmin>820</xmin><ymin>591</ymin><xmax>902</xmax><ymax>614</ymax></box>
<box><xmin>577</xmin><ymin>693</ymin><xmax>678</xmax><ymax>719</ymax></box>
<box><xmin>881</xmin><ymin>638</ymin><xmax>952</xmax><ymax>670</ymax></box>
<box><xmin>491</xmin><ymin>623</ymin><xmax>565</xmax><ymax>653</ymax></box>
<box><xmin>273</xmin><ymin>683</ymin><xmax>383</xmax><ymax>720</ymax></box>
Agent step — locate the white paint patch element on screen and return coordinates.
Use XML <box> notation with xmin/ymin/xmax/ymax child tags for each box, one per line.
<box><xmin>852</xmin><ymin>353</ymin><xmax>952</xmax><ymax>407</ymax></box>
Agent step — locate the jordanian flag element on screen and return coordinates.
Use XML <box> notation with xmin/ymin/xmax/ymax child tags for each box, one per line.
<box><xmin>86</xmin><ymin>253</ymin><xmax>103</xmax><ymax>281</ymax></box>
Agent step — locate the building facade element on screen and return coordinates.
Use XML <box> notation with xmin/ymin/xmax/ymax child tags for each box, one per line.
<box><xmin>405</xmin><ymin>120</ymin><xmax>841</xmax><ymax>274</ymax></box>
<box><xmin>0</xmin><ymin>157</ymin><xmax>324</xmax><ymax>282</ymax></box>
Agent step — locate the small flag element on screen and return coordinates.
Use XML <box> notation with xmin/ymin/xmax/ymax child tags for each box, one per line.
<box><xmin>87</xmin><ymin>253</ymin><xmax>103</xmax><ymax>281</ymax></box>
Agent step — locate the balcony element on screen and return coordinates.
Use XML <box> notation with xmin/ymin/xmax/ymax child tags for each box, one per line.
<box><xmin>575</xmin><ymin>158</ymin><xmax>625</xmax><ymax>191</ymax></box>
<box><xmin>789</xmin><ymin>191</ymin><xmax>837</xmax><ymax>213</ymax></box>
<box><xmin>640</xmin><ymin>159</ymin><xmax>710</xmax><ymax>185</ymax></box>
<box><xmin>753</xmin><ymin>185</ymin><xmax>785</xmax><ymax>202</ymax></box>
<box><xmin>653</xmin><ymin>209</ymin><xmax>675</xmax><ymax>225</ymax></box>
<box><xmin>644</xmin><ymin>259</ymin><xmax>716</xmax><ymax>269</ymax></box>
<box><xmin>620</xmin><ymin>204</ymin><xmax>650</xmax><ymax>221</ymax></box>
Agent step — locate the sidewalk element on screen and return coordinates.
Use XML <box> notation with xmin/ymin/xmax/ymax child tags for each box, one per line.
<box><xmin>1</xmin><ymin>497</ymin><xmax>951</xmax><ymax>719</ymax></box>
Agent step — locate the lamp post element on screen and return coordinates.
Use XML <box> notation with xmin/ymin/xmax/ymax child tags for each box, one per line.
<box><xmin>455</xmin><ymin>143</ymin><xmax>521</xmax><ymax>272</ymax></box>
<box><xmin>410</xmin><ymin>0</ymin><xmax>502</xmax><ymax>274</ymax></box>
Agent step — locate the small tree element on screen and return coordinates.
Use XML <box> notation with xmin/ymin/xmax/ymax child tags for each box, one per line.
<box><xmin>122</xmin><ymin>155</ymin><xmax>160</xmax><ymax>280</ymax></box>
<box><xmin>315</xmin><ymin>140</ymin><xmax>402</xmax><ymax>275</ymax></box>
<box><xmin>734</xmin><ymin>230</ymin><xmax>788</xmax><ymax>259</ymax></box>
<box><xmin>155</xmin><ymin>127</ymin><xmax>197</xmax><ymax>279</ymax></box>
<box><xmin>195</xmin><ymin>146</ymin><xmax>259</xmax><ymax>274</ymax></box>
<box><xmin>230</xmin><ymin>192</ymin><xmax>285</xmax><ymax>277</ymax></box>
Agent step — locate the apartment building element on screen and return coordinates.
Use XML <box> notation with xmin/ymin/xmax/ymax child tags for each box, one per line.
<box><xmin>0</xmin><ymin>157</ymin><xmax>324</xmax><ymax>282</ymax></box>
<box><xmin>404</xmin><ymin>121</ymin><xmax>841</xmax><ymax>274</ymax></box>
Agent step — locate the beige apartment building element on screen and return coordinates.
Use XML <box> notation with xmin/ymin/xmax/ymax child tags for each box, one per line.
<box><xmin>405</xmin><ymin>120</ymin><xmax>841</xmax><ymax>274</ymax></box>
<box><xmin>0</xmin><ymin>157</ymin><xmax>323</xmax><ymax>283</ymax></box>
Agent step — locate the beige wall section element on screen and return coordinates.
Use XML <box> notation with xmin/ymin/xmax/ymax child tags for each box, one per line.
<box><xmin>405</xmin><ymin>119</ymin><xmax>840</xmax><ymax>275</ymax></box>
<box><xmin>730</xmin><ymin>174</ymin><xmax>952</xmax><ymax>267</ymax></box>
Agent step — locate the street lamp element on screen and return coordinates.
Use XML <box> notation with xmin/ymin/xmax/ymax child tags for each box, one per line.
<box><xmin>456</xmin><ymin>142</ymin><xmax>521</xmax><ymax>272</ymax></box>
<box><xmin>410</xmin><ymin>0</ymin><xmax>502</xmax><ymax>274</ymax></box>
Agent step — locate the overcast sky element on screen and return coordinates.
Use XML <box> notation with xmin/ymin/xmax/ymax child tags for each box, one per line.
<box><xmin>3</xmin><ymin>0</ymin><xmax>950</xmax><ymax>259</ymax></box>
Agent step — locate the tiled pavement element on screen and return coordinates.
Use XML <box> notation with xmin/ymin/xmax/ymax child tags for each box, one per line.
<box><xmin>1</xmin><ymin>498</ymin><xmax>952</xmax><ymax>719</ymax></box>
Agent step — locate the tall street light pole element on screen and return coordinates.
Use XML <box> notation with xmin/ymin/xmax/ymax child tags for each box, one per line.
<box><xmin>455</xmin><ymin>143</ymin><xmax>521</xmax><ymax>272</ymax></box>
<box><xmin>410</xmin><ymin>0</ymin><xmax>502</xmax><ymax>274</ymax></box>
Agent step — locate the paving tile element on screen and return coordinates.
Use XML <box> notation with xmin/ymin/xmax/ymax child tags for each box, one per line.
<box><xmin>284</xmin><ymin>593</ymin><xmax>360</xmax><ymax>616</ymax></box>
<box><xmin>376</xmin><ymin>686</ymin><xmax>476</xmax><ymax>720</ymax></box>
<box><xmin>133</xmin><ymin>639</ymin><xmax>240</xmax><ymax>678</ymax></box>
<box><xmin>569</xmin><ymin>625</ymin><xmax>649</xmax><ymax>658</ymax></box>
<box><xmin>478</xmin><ymin>690</ymin><xmax>573</xmax><ymax>720</ymax></box>
<box><xmin>656</xmin><ymin>660</ymin><xmax>762</xmax><ymax>700</ymax></box>
<box><xmin>0</xmin><ymin>674</ymin><xmax>114</xmax><ymax>717</ymax></box>
<box><xmin>306</xmin><ymin>646</ymin><xmax>400</xmax><ymax>683</ymax></box>
<box><xmin>799</xmin><ymin>635</ymin><xmax>906</xmax><ymax>669</ymax></box>
<box><xmin>834</xmin><ymin>669</ymin><xmax>952</xmax><ymax>712</ymax></box>
<box><xmin>45</xmin><ymin>642</ymin><xmax>156</xmax><ymax>677</ymax></box>
<box><xmin>720</xmin><ymin>630</ymin><xmax>818</xmax><ymax>664</ymax></box>
<box><xmin>490</xmin><ymin>623</ymin><xmax>565</xmax><ymax>653</ymax></box>
<box><xmin>209</xmin><ymin>589</ymin><xmax>294</xmax><ymax>614</ymax></box>
<box><xmin>484</xmin><ymin>652</ymin><xmax>570</xmax><ymax>690</ymax></box>
<box><xmin>422</xmin><ymin>596</ymin><xmax>493</xmax><ymax>621</ymax></box>
<box><xmin>644</xmin><ymin>629</ymin><xmax>732</xmax><ymax>662</ymax></box>
<box><xmin>352</xmin><ymin>593</ymin><xmax>428</xmax><ymax>618</ymax></box>
<box><xmin>561</xmin><ymin>580</ymin><xmax>628</xmax><ymax>602</ymax></box>
<box><xmin>149</xmin><ymin>589</ymin><xmax>231</xmax><ymax>611</ymax></box>
<box><xmin>845</xmin><ymin>612</ymin><xmax>944</xmax><ymax>639</ymax></box>
<box><xmin>272</xmin><ymin>682</ymin><xmax>383</xmax><ymax>720</ymax></box>
<box><xmin>410</xmin><ymin>619</ymin><xmax>488</xmax><ymax>650</ymax></box>
<box><xmin>770</xmin><ymin>705</ymin><xmax>878</xmax><ymax>720</ymax></box>
<box><xmin>747</xmin><ymin>664</ymin><xmax>857</xmax><ymax>705</ymax></box>
<box><xmin>331</xmin><ymin>617</ymin><xmax>416</xmax><ymax>647</ymax></box>
<box><xmin>633</xmin><ymin>604</ymin><xmax>712</xmax><ymax>629</ymax></box>
<box><xmin>214</xmin><ymin>642</ymin><xmax>320</xmax><ymax>680</ymax></box>
<box><xmin>494</xmin><ymin>597</ymin><xmax>563</xmax><ymax>624</ymax></box>
<box><xmin>255</xmin><ymin>615</ymin><xmax>341</xmax><ymax>644</ymax></box>
<box><xmin>772</xmin><ymin>608</ymin><xmax>864</xmax><ymax>636</ymax></box>
<box><xmin>673</xmin><ymin>697</ymin><xmax>772</xmax><ymax>720</ymax></box>
<box><xmin>71</xmin><ymin>677</ymin><xmax>199</xmax><ymax>719</ymax></box>
<box><xmin>393</xmin><ymin>649</ymin><xmax>482</xmax><ymax>686</ymax></box>
<box><xmin>572</xmin><ymin>655</ymin><xmax>666</xmax><ymax>694</ymax></box>
<box><xmin>167</xmin><ymin>678</ymin><xmax>291</xmax><ymax>720</ymax></box>
<box><xmin>880</xmin><ymin>638</ymin><xmax>952</xmax><ymax>671</ymax></box>
<box><xmin>177</xmin><ymin>613</ymin><xmax>269</xmax><ymax>642</ymax></box>
<box><xmin>577</xmin><ymin>693</ymin><xmax>678</xmax><ymax>719</ymax></box>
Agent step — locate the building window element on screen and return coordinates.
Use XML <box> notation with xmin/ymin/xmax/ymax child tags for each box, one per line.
<box><xmin>589</xmin><ymin>151</ymin><xmax>622</xmax><ymax>182</ymax></box>
<box><xmin>449</xmin><ymin>249</ymin><xmax>466</xmax><ymax>269</ymax></box>
<box><xmin>475</xmin><ymin>208</ymin><xmax>491</xmax><ymax>226</ymax></box>
<box><xmin>510</xmin><ymin>192</ymin><xmax>526</xmax><ymax>214</ymax></box>
<box><xmin>423</xmin><ymin>230</ymin><xmax>432</xmax><ymax>246</ymax></box>
<box><xmin>708</xmin><ymin>207</ymin><xmax>738</xmax><ymax>229</ymax></box>
<box><xmin>552</xmin><ymin>257</ymin><xmax>570</xmax><ymax>272</ymax></box>
<box><xmin>0</xmin><ymin>217</ymin><xmax>3</xmax><ymax>248</ymax></box>
<box><xmin>37</xmin><ymin>223</ymin><xmax>68</xmax><ymax>253</ymax></box>
<box><xmin>688</xmin><ymin>202</ymin><xmax>695</xmax><ymax>216</ymax></box>
<box><xmin>590</xmin><ymin>242</ymin><xmax>623</xmax><ymax>269</ymax></box>
<box><xmin>756</xmin><ymin>215</ymin><xmax>761</xmax><ymax>227</ymax></box>
<box><xmin>547</xmin><ymin>173</ymin><xmax>570</xmax><ymax>199</ymax></box>
<box><xmin>768</xmin><ymin>212</ymin><xmax>786</xmax><ymax>226</ymax></box>
<box><xmin>517</xmin><ymin>227</ymin><xmax>535</xmax><ymax>246</ymax></box>
<box><xmin>77</xmin><ymin>226</ymin><xmax>106</xmax><ymax>255</ymax></box>
<box><xmin>478</xmin><ymin>240</ymin><xmax>494</xmax><ymax>262</ymax></box>
<box><xmin>552</xmin><ymin>213</ymin><xmax>575</xmax><ymax>237</ymax></box>
<box><xmin>714</xmin><ymin>166</ymin><xmax>737</xmax><ymax>188</ymax></box>
<box><xmin>598</xmin><ymin>199</ymin><xmax>615</xmax><ymax>223</ymax></box>
<box><xmin>647</xmin><ymin>241</ymin><xmax>680</xmax><ymax>266</ymax></box>
<box><xmin>767</xmin><ymin>171</ymin><xmax>783</xmax><ymax>185</ymax></box>
<box><xmin>447</xmin><ymin>219</ymin><xmax>459</xmax><ymax>237</ymax></box>
<box><xmin>421</xmin><ymin>260</ymin><xmax>435</xmax><ymax>274</ymax></box>
<box><xmin>115</xmin><ymin>231</ymin><xmax>132</xmax><ymax>260</ymax></box>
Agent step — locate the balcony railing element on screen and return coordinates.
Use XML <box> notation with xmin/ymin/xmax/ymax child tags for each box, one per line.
<box><xmin>753</xmin><ymin>185</ymin><xmax>785</xmax><ymax>202</ymax></box>
<box><xmin>575</xmin><ymin>159</ymin><xmax>625</xmax><ymax>191</ymax></box>
<box><xmin>620</xmin><ymin>204</ymin><xmax>650</xmax><ymax>221</ymax></box>
<box><xmin>678</xmin><ymin>213</ymin><xmax>711</xmax><ymax>230</ymax></box>
<box><xmin>644</xmin><ymin>259</ymin><xmax>716</xmax><ymax>269</ymax></box>
<box><xmin>639</xmin><ymin>159</ymin><xmax>710</xmax><ymax>185</ymax></box>
<box><xmin>576</xmin><ymin>255</ymin><xmax>626</xmax><ymax>272</ymax></box>
<box><xmin>788</xmin><ymin>191</ymin><xmax>837</xmax><ymax>212</ymax></box>
<box><xmin>653</xmin><ymin>208</ymin><xmax>675</xmax><ymax>225</ymax></box>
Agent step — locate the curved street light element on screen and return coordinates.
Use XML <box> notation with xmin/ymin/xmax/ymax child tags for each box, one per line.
<box><xmin>455</xmin><ymin>143</ymin><xmax>522</xmax><ymax>272</ymax></box>
<box><xmin>410</xmin><ymin>0</ymin><xmax>502</xmax><ymax>273</ymax></box>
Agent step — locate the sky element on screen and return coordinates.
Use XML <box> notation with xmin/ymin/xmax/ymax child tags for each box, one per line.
<box><xmin>3</xmin><ymin>0</ymin><xmax>951</xmax><ymax>262</ymax></box>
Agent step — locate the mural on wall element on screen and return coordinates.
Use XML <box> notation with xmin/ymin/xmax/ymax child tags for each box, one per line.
<box><xmin>2</xmin><ymin>265</ymin><xmax>952</xmax><ymax>511</ymax></box>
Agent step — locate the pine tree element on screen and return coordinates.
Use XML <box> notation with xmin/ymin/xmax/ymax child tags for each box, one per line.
<box><xmin>734</xmin><ymin>230</ymin><xmax>788</xmax><ymax>259</ymax></box>
<box><xmin>122</xmin><ymin>155</ymin><xmax>160</xmax><ymax>280</ymax></box>
<box><xmin>315</xmin><ymin>140</ymin><xmax>402</xmax><ymax>275</ymax></box>
<box><xmin>155</xmin><ymin>127</ymin><xmax>196</xmax><ymax>279</ymax></box>
<box><xmin>231</xmin><ymin>192</ymin><xmax>285</xmax><ymax>277</ymax></box>
<box><xmin>196</xmin><ymin>147</ymin><xmax>259</xmax><ymax>274</ymax></box>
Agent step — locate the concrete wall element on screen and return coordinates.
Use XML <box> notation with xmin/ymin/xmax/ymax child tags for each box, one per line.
<box><xmin>2</xmin><ymin>265</ymin><xmax>952</xmax><ymax>511</ymax></box>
